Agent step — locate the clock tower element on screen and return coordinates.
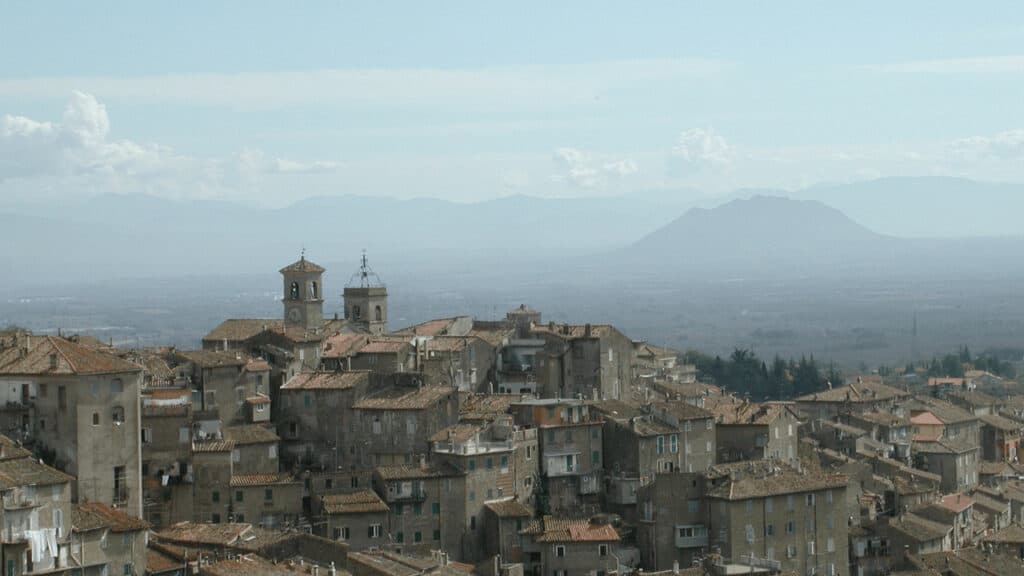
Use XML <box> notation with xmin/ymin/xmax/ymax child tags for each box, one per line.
<box><xmin>280</xmin><ymin>252</ymin><xmax>325</xmax><ymax>330</ymax></box>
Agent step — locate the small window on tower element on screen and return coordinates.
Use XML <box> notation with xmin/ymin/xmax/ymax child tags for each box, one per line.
<box><xmin>289</xmin><ymin>282</ymin><xmax>299</xmax><ymax>300</ymax></box>
<box><xmin>375</xmin><ymin>305</ymin><xmax>383</xmax><ymax>322</ymax></box>
<box><xmin>352</xmin><ymin>305</ymin><xmax>361</xmax><ymax>320</ymax></box>
<box><xmin>310</xmin><ymin>281</ymin><xmax>318</xmax><ymax>299</ymax></box>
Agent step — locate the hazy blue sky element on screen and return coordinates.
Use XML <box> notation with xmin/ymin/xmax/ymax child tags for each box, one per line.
<box><xmin>1</xmin><ymin>2</ymin><xmax>1023</xmax><ymax>206</ymax></box>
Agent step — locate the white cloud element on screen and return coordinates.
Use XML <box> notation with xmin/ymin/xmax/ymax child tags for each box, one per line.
<box><xmin>0</xmin><ymin>92</ymin><xmax>340</xmax><ymax>202</ymax></box>
<box><xmin>671</xmin><ymin>128</ymin><xmax>735</xmax><ymax>170</ymax></box>
<box><xmin>949</xmin><ymin>129</ymin><xmax>1024</xmax><ymax>161</ymax></box>
<box><xmin>862</xmin><ymin>55</ymin><xmax>1024</xmax><ymax>74</ymax></box>
<box><xmin>552</xmin><ymin>147</ymin><xmax>639</xmax><ymax>189</ymax></box>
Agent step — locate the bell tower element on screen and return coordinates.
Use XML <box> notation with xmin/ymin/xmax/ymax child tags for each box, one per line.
<box><xmin>280</xmin><ymin>251</ymin><xmax>325</xmax><ymax>330</ymax></box>
<box><xmin>343</xmin><ymin>252</ymin><xmax>388</xmax><ymax>335</ymax></box>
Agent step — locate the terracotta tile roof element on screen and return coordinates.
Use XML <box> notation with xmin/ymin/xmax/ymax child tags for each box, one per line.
<box><xmin>652</xmin><ymin>400</ymin><xmax>715</xmax><ymax>422</ymax></box>
<box><xmin>0</xmin><ymin>456</ymin><xmax>73</xmax><ymax>489</ymax></box>
<box><xmin>203</xmin><ymin>319</ymin><xmax>281</xmax><ymax>343</ymax></box>
<box><xmin>279</xmin><ymin>257</ymin><xmax>325</xmax><ymax>274</ymax></box>
<box><xmin>374</xmin><ymin>463</ymin><xmax>462</xmax><ymax>481</ymax></box>
<box><xmin>0</xmin><ymin>435</ymin><xmax>33</xmax><ymax>461</ymax></box>
<box><xmin>485</xmin><ymin>499</ymin><xmax>533</xmax><ymax>518</ymax></box>
<box><xmin>322</xmin><ymin>489</ymin><xmax>389</xmax><ymax>515</ymax></box>
<box><xmin>74</xmin><ymin>502</ymin><xmax>151</xmax><ymax>532</ymax></box>
<box><xmin>192</xmin><ymin>439</ymin><xmax>235</xmax><ymax>453</ymax></box>
<box><xmin>468</xmin><ymin>324</ymin><xmax>511</xmax><ymax>347</ymax></box>
<box><xmin>224</xmin><ymin>424</ymin><xmax>279</xmax><ymax>445</ymax></box>
<box><xmin>230</xmin><ymin>472</ymin><xmax>298</xmax><ymax>487</ymax></box>
<box><xmin>928</xmin><ymin>377</ymin><xmax>966</xmax><ymax>387</ymax></box>
<box><xmin>393</xmin><ymin>318</ymin><xmax>461</xmax><ymax>337</ymax></box>
<box><xmin>0</xmin><ymin>335</ymin><xmax>140</xmax><ymax>376</ymax></box>
<box><xmin>322</xmin><ymin>333</ymin><xmax>371</xmax><ymax>359</ymax></box>
<box><xmin>245</xmin><ymin>395</ymin><xmax>271</xmax><ymax>405</ymax></box>
<box><xmin>205</xmin><ymin>555</ymin><xmax>299</xmax><ymax>576</ymax></box>
<box><xmin>245</xmin><ymin>359</ymin><xmax>271</xmax><ymax>372</ymax></box>
<box><xmin>147</xmin><ymin>546</ymin><xmax>184</xmax><ymax>574</ymax></box>
<box><xmin>983</xmin><ymin>523</ymin><xmax>1024</xmax><ymax>544</ymax></box>
<box><xmin>913</xmin><ymin>437</ymin><xmax>978</xmax><ymax>454</ymax></box>
<box><xmin>354</xmin><ymin>386</ymin><xmax>453</xmax><ymax>411</ymax></box>
<box><xmin>522</xmin><ymin>516</ymin><xmax>620</xmax><ymax>543</ymax></box>
<box><xmin>358</xmin><ymin>337</ymin><xmax>412</xmax><ymax>354</ymax></box>
<box><xmin>905</xmin><ymin>397</ymin><xmax>977</xmax><ymax>424</ymax></box>
<box><xmin>980</xmin><ymin>413</ymin><xmax>1022</xmax><ymax>431</ymax></box>
<box><xmin>154</xmin><ymin>521</ymin><xmax>287</xmax><ymax>550</ymax></box>
<box><xmin>704</xmin><ymin>461</ymin><xmax>848</xmax><ymax>500</ymax></box>
<box><xmin>282</xmin><ymin>371</ymin><xmax>369</xmax><ymax>391</ymax></box>
<box><xmin>936</xmin><ymin>493</ymin><xmax>973</xmax><ymax>513</ymax></box>
<box><xmin>910</xmin><ymin>412</ymin><xmax>944</xmax><ymax>426</ymax></box>
<box><xmin>705</xmin><ymin>397</ymin><xmax>793</xmax><ymax>425</ymax></box>
<box><xmin>795</xmin><ymin>381</ymin><xmax>910</xmax><ymax>403</ymax></box>
<box><xmin>459</xmin><ymin>393</ymin><xmax>516</xmax><ymax>422</ymax></box>
<box><xmin>174</xmin><ymin>349</ymin><xmax>248</xmax><ymax>368</ymax></box>
<box><xmin>531</xmin><ymin>323</ymin><xmax>617</xmax><ymax>339</ymax></box>
<box><xmin>888</xmin><ymin>512</ymin><xmax>951</xmax><ymax>542</ymax></box>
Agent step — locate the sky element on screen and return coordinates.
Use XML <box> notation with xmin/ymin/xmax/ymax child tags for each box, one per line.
<box><xmin>1</xmin><ymin>2</ymin><xmax>1023</xmax><ymax>207</ymax></box>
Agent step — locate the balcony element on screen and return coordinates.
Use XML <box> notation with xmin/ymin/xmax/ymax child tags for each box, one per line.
<box><xmin>675</xmin><ymin>525</ymin><xmax>709</xmax><ymax>548</ymax></box>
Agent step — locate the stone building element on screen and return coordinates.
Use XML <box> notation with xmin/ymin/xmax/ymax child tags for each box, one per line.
<box><xmin>353</xmin><ymin>385</ymin><xmax>459</xmax><ymax>467</ymax></box>
<box><xmin>429</xmin><ymin>416</ymin><xmax>539</xmax><ymax>561</ymax></box>
<box><xmin>140</xmin><ymin>387</ymin><xmax>194</xmax><ymax>528</ymax></box>
<box><xmin>532</xmin><ymin>323</ymin><xmax>633</xmax><ymax>401</ymax></box>
<box><xmin>320</xmin><ymin>489</ymin><xmax>390</xmax><ymax>551</ymax></box>
<box><xmin>519</xmin><ymin>516</ymin><xmax>621</xmax><ymax>576</ymax></box>
<box><xmin>510</xmin><ymin>398</ymin><xmax>604</xmax><ymax>515</ymax></box>
<box><xmin>913</xmin><ymin>437</ymin><xmax>980</xmax><ymax>493</ymax></box>
<box><xmin>372</xmin><ymin>463</ymin><xmax>465</xmax><ymax>556</ymax></box>
<box><xmin>0</xmin><ymin>443</ymin><xmax>74</xmax><ymax>575</ymax></box>
<box><xmin>591</xmin><ymin>400</ymin><xmax>715</xmax><ymax>521</ymax></box>
<box><xmin>0</xmin><ymin>335</ymin><xmax>144</xmax><ymax>516</ymax></box>
<box><xmin>277</xmin><ymin>370</ymin><xmax>373</xmax><ymax>470</ymax></box>
<box><xmin>637</xmin><ymin>461</ymin><xmax>849</xmax><ymax>576</ymax></box>
<box><xmin>979</xmin><ymin>412</ymin><xmax>1022</xmax><ymax>462</ymax></box>
<box><xmin>482</xmin><ymin>500</ymin><xmax>534</xmax><ymax>564</ymax></box>
<box><xmin>344</xmin><ymin>253</ymin><xmax>389</xmax><ymax>336</ymax></box>
<box><xmin>172</xmin><ymin>351</ymin><xmax>271</xmax><ymax>427</ymax></box>
<box><xmin>705</xmin><ymin>396</ymin><xmax>801</xmax><ymax>464</ymax></box>
<box><xmin>71</xmin><ymin>502</ymin><xmax>151</xmax><ymax>576</ymax></box>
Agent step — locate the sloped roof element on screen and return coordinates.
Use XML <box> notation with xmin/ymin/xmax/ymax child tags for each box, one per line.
<box><xmin>354</xmin><ymin>386</ymin><xmax>452</xmax><ymax>411</ymax></box>
<box><xmin>203</xmin><ymin>319</ymin><xmax>281</xmax><ymax>343</ymax></box>
<box><xmin>980</xmin><ymin>413</ymin><xmax>1022</xmax><ymax>431</ymax></box>
<box><xmin>322</xmin><ymin>333</ymin><xmax>371</xmax><ymax>359</ymax></box>
<box><xmin>983</xmin><ymin>523</ymin><xmax>1024</xmax><ymax>544</ymax></box>
<box><xmin>229</xmin><ymin>473</ymin><xmax>298</xmax><ymax>487</ymax></box>
<box><xmin>74</xmin><ymin>502</ymin><xmax>151</xmax><ymax>533</ymax></box>
<box><xmin>224</xmin><ymin>424</ymin><xmax>279</xmax><ymax>445</ymax></box>
<box><xmin>485</xmin><ymin>499</ymin><xmax>533</xmax><ymax>518</ymax></box>
<box><xmin>174</xmin><ymin>349</ymin><xmax>247</xmax><ymax>368</ymax></box>
<box><xmin>322</xmin><ymin>490</ymin><xmax>389</xmax><ymax>515</ymax></box>
<box><xmin>0</xmin><ymin>456</ymin><xmax>74</xmax><ymax>489</ymax></box>
<box><xmin>282</xmin><ymin>371</ymin><xmax>369</xmax><ymax>391</ymax></box>
<box><xmin>905</xmin><ymin>397</ymin><xmax>977</xmax><ymax>424</ymax></box>
<box><xmin>279</xmin><ymin>257</ymin><xmax>325</xmax><ymax>274</ymax></box>
<box><xmin>795</xmin><ymin>381</ymin><xmax>910</xmax><ymax>403</ymax></box>
<box><xmin>705</xmin><ymin>461</ymin><xmax>847</xmax><ymax>500</ymax></box>
<box><xmin>0</xmin><ymin>335</ymin><xmax>140</xmax><ymax>376</ymax></box>
<box><xmin>521</xmin><ymin>516</ymin><xmax>619</xmax><ymax>543</ymax></box>
<box><xmin>888</xmin><ymin>513</ymin><xmax>951</xmax><ymax>542</ymax></box>
<box><xmin>374</xmin><ymin>463</ymin><xmax>462</xmax><ymax>481</ymax></box>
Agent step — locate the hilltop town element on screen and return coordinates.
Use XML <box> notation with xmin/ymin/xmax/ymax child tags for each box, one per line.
<box><xmin>3</xmin><ymin>254</ymin><xmax>1024</xmax><ymax>576</ymax></box>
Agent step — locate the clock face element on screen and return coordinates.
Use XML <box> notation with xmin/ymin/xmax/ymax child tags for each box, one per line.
<box><xmin>288</xmin><ymin>307</ymin><xmax>302</xmax><ymax>323</ymax></box>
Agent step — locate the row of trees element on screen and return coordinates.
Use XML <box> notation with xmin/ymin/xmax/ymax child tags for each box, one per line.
<box><xmin>916</xmin><ymin>345</ymin><xmax>1017</xmax><ymax>379</ymax></box>
<box><xmin>681</xmin><ymin>349</ymin><xmax>837</xmax><ymax>401</ymax></box>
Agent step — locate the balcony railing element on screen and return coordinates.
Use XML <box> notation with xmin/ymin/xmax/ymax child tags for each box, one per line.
<box><xmin>675</xmin><ymin>525</ymin><xmax>709</xmax><ymax>548</ymax></box>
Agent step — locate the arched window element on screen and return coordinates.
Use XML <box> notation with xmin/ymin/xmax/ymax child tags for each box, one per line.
<box><xmin>310</xmin><ymin>281</ymin><xmax>318</xmax><ymax>299</ymax></box>
<box><xmin>352</xmin><ymin>305</ymin><xmax>361</xmax><ymax>320</ymax></box>
<box><xmin>112</xmin><ymin>406</ymin><xmax>125</xmax><ymax>425</ymax></box>
<box><xmin>375</xmin><ymin>305</ymin><xmax>383</xmax><ymax>322</ymax></box>
<box><xmin>289</xmin><ymin>282</ymin><xmax>300</xmax><ymax>300</ymax></box>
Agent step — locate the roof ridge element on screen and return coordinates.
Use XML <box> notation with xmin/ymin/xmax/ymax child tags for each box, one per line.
<box><xmin>48</xmin><ymin>336</ymin><xmax>78</xmax><ymax>373</ymax></box>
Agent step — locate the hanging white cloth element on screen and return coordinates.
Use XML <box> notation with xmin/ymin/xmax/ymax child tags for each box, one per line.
<box><xmin>25</xmin><ymin>529</ymin><xmax>46</xmax><ymax>562</ymax></box>
<box><xmin>45</xmin><ymin>527</ymin><xmax>58</xmax><ymax>558</ymax></box>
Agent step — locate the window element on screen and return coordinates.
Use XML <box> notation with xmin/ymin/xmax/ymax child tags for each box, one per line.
<box><xmin>765</xmin><ymin>524</ymin><xmax>774</xmax><ymax>537</ymax></box>
<box><xmin>375</xmin><ymin>306</ymin><xmax>383</xmax><ymax>322</ymax></box>
<box><xmin>236</xmin><ymin>491</ymin><xmax>244</xmax><ymax>502</ymax></box>
<box><xmin>395</xmin><ymin>504</ymin><xmax>404</xmax><ymax>516</ymax></box>
<box><xmin>657</xmin><ymin>436</ymin><xmax>665</xmax><ymax>455</ymax></box>
<box><xmin>289</xmin><ymin>282</ymin><xmax>299</xmax><ymax>300</ymax></box>
<box><xmin>111</xmin><ymin>406</ymin><xmax>125</xmax><ymax>425</ymax></box>
<box><xmin>58</xmin><ymin>385</ymin><xmax>67</xmax><ymax>411</ymax></box>
<box><xmin>486</xmin><ymin>457</ymin><xmax>494</xmax><ymax>470</ymax></box>
<box><xmin>304</xmin><ymin>393</ymin><xmax>312</xmax><ymax>408</ymax></box>
<box><xmin>433</xmin><ymin>529</ymin><xmax>441</xmax><ymax>541</ymax></box>
<box><xmin>432</xmin><ymin>502</ymin><xmax>440</xmax><ymax>515</ymax></box>
<box><xmin>786</xmin><ymin>495</ymin><xmax>794</xmax><ymax>510</ymax></box>
<box><xmin>470</xmin><ymin>516</ymin><xmax>476</xmax><ymax>530</ymax></box>
<box><xmin>684</xmin><ymin>420</ymin><xmax>692</xmax><ymax>432</ymax></box>
<box><xmin>825</xmin><ymin>490</ymin><xmax>833</xmax><ymax>504</ymax></box>
<box><xmin>554</xmin><ymin>545</ymin><xmax>566</xmax><ymax>557</ymax></box>
<box><xmin>501</xmin><ymin>455</ymin><xmax>509</xmax><ymax>472</ymax></box>
<box><xmin>788</xmin><ymin>424</ymin><xmax>794</xmax><ymax>437</ymax></box>
<box><xmin>670</xmin><ymin>434</ymin><xmax>679</xmax><ymax>454</ymax></box>
<box><xmin>598</xmin><ymin>544</ymin><xmax>608</xmax><ymax>556</ymax></box>
<box><xmin>92</xmin><ymin>413</ymin><xmax>100</xmax><ymax>426</ymax></box>
<box><xmin>395</xmin><ymin>531</ymin><xmax>404</xmax><ymax>543</ymax></box>
<box><xmin>264</xmin><ymin>489</ymin><xmax>273</xmax><ymax>502</ymax></box>
<box><xmin>232</xmin><ymin>450</ymin><xmax>240</xmax><ymax>463</ymax></box>
<box><xmin>592</xmin><ymin>450</ymin><xmax>600</xmax><ymax>466</ymax></box>
<box><xmin>179</xmin><ymin>427</ymin><xmax>189</xmax><ymax>444</ymax></box>
<box><xmin>111</xmin><ymin>378</ymin><xmax>123</xmax><ymax>394</ymax></box>
<box><xmin>310</xmin><ymin>281</ymin><xmax>318</xmax><ymax>299</ymax></box>
<box><xmin>786</xmin><ymin>521</ymin><xmax>795</xmax><ymax>534</ymax></box>
<box><xmin>352</xmin><ymin>305</ymin><xmax>361</xmax><ymax>319</ymax></box>
<box><xmin>269</xmin><ymin>445</ymin><xmax>277</xmax><ymax>459</ymax></box>
<box><xmin>687</xmin><ymin>499</ymin><xmax>699</xmax><ymax>513</ymax></box>
<box><xmin>745</xmin><ymin>500</ymin><xmax>753</xmax><ymax>513</ymax></box>
<box><xmin>39</xmin><ymin>383</ymin><xmax>48</xmax><ymax>398</ymax></box>
<box><xmin>827</xmin><ymin>537</ymin><xmax>835</xmax><ymax>552</ymax></box>
<box><xmin>808</xmin><ymin>540</ymin><xmax>816</xmax><ymax>555</ymax></box>
<box><xmin>413</xmin><ymin>503</ymin><xmax>422</xmax><ymax>515</ymax></box>
<box><xmin>142</xmin><ymin>428</ymin><xmax>152</xmax><ymax>444</ymax></box>
<box><xmin>414</xmin><ymin>531</ymin><xmax>422</xmax><ymax>543</ymax></box>
<box><xmin>486</xmin><ymin>489</ymin><xmax>493</xmax><ymax>499</ymax></box>
<box><xmin>123</xmin><ymin>563</ymin><xmax>132</xmax><ymax>576</ymax></box>
<box><xmin>591</xmin><ymin>427</ymin><xmax>599</xmax><ymax>439</ymax></box>
<box><xmin>212</xmin><ymin>491</ymin><xmax>220</xmax><ymax>503</ymax></box>
<box><xmin>212</xmin><ymin>513</ymin><xmax>221</xmax><ymax>523</ymax></box>
<box><xmin>526</xmin><ymin>445</ymin><xmax>533</xmax><ymax>460</ymax></box>
<box><xmin>787</xmin><ymin>545</ymin><xmax>797</xmax><ymax>559</ymax></box>
<box><xmin>806</xmin><ymin>494</ymin><xmax>816</xmax><ymax>507</ymax></box>
<box><xmin>765</xmin><ymin>497</ymin><xmax>773</xmax><ymax>513</ymax></box>
<box><xmin>368</xmin><ymin>524</ymin><xmax>382</xmax><ymax>538</ymax></box>
<box><xmin>705</xmin><ymin>419</ymin><xmax>713</xmax><ymax>430</ymax></box>
<box><xmin>469</xmin><ymin>459</ymin><xmax>476</xmax><ymax>472</ymax></box>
